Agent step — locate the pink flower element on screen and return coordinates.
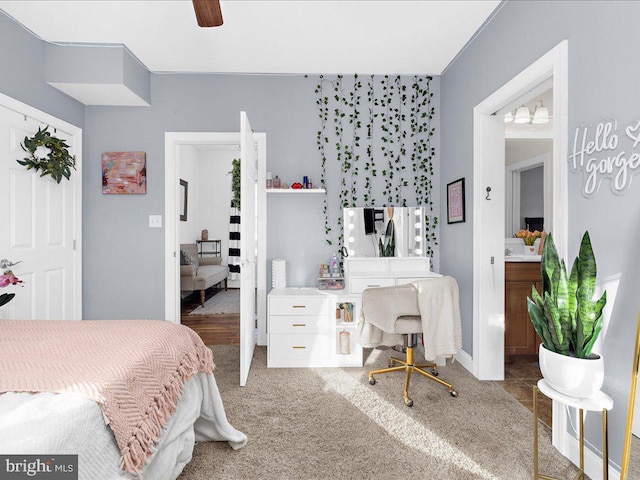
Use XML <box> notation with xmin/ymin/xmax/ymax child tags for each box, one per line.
<box><xmin>0</xmin><ymin>273</ymin><xmax>22</xmax><ymax>288</ymax></box>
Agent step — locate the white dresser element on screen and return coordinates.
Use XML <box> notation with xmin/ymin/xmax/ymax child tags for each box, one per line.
<box><xmin>267</xmin><ymin>288</ymin><xmax>362</xmax><ymax>368</ymax></box>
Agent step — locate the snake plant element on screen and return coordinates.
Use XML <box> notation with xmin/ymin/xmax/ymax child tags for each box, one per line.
<box><xmin>527</xmin><ymin>231</ymin><xmax>607</xmax><ymax>359</ymax></box>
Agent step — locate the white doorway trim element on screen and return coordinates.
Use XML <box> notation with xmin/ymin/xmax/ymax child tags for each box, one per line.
<box><xmin>472</xmin><ymin>38</ymin><xmax>569</xmax><ymax>451</ymax></box>
<box><xmin>0</xmin><ymin>92</ymin><xmax>83</xmax><ymax>320</ymax></box>
<box><xmin>164</xmin><ymin>132</ymin><xmax>267</xmax><ymax>346</ymax></box>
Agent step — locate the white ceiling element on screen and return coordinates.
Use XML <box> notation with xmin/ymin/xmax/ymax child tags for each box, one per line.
<box><xmin>0</xmin><ymin>0</ymin><xmax>501</xmax><ymax>74</ymax></box>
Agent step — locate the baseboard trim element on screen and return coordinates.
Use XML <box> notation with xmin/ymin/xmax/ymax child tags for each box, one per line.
<box><xmin>555</xmin><ymin>410</ymin><xmax>620</xmax><ymax>480</ymax></box>
<box><xmin>455</xmin><ymin>349</ymin><xmax>474</xmax><ymax>374</ymax></box>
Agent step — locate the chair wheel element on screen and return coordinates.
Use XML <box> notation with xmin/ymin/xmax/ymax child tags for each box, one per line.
<box><xmin>431</xmin><ymin>369</ymin><xmax>439</xmax><ymax>377</ymax></box>
<box><xmin>450</xmin><ymin>390</ymin><xmax>458</xmax><ymax>398</ymax></box>
<box><xmin>404</xmin><ymin>398</ymin><xmax>414</xmax><ymax>407</ymax></box>
<box><xmin>369</xmin><ymin>377</ymin><xmax>376</xmax><ymax>385</ymax></box>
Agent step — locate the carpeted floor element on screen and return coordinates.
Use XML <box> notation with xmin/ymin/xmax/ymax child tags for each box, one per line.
<box><xmin>178</xmin><ymin>345</ymin><xmax>582</xmax><ymax>480</ymax></box>
<box><xmin>189</xmin><ymin>289</ymin><xmax>240</xmax><ymax>315</ymax></box>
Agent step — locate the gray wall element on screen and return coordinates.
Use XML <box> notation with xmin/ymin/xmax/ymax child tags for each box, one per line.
<box><xmin>0</xmin><ymin>11</ymin><xmax>84</xmax><ymax>128</ymax></box>
<box><xmin>441</xmin><ymin>0</ymin><xmax>640</xmax><ymax>467</ymax></box>
<box><xmin>83</xmin><ymin>73</ymin><xmax>440</xmax><ymax>320</ymax></box>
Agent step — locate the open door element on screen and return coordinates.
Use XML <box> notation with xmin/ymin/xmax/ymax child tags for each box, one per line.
<box><xmin>473</xmin><ymin>114</ymin><xmax>505</xmax><ymax>380</ymax></box>
<box><xmin>239</xmin><ymin>111</ymin><xmax>257</xmax><ymax>386</ymax></box>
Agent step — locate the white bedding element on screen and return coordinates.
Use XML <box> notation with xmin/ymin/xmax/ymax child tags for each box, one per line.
<box><xmin>0</xmin><ymin>372</ymin><xmax>246</xmax><ymax>480</ymax></box>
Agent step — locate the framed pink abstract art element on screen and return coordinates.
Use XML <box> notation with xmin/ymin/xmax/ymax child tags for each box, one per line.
<box><xmin>102</xmin><ymin>151</ymin><xmax>147</xmax><ymax>194</ymax></box>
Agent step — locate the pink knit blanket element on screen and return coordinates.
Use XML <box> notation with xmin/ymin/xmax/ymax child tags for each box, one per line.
<box><xmin>0</xmin><ymin>319</ymin><xmax>215</xmax><ymax>474</ymax></box>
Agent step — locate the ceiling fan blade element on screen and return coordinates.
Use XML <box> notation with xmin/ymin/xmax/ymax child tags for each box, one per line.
<box><xmin>192</xmin><ymin>0</ymin><xmax>224</xmax><ymax>27</ymax></box>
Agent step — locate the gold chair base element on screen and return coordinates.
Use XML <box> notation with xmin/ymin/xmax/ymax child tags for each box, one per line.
<box><xmin>368</xmin><ymin>346</ymin><xmax>457</xmax><ymax>406</ymax></box>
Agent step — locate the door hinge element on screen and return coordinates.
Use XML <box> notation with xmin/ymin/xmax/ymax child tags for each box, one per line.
<box><xmin>173</xmin><ymin>251</ymin><xmax>176</xmax><ymax>258</ymax></box>
<box><xmin>73</xmin><ymin>239</ymin><xmax>77</xmax><ymax>250</ymax></box>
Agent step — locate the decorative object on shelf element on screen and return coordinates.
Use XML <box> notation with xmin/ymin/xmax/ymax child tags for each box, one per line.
<box><xmin>272</xmin><ymin>259</ymin><xmax>286</xmax><ymax>289</ymax></box>
<box><xmin>0</xmin><ymin>259</ymin><xmax>24</xmax><ymax>308</ymax></box>
<box><xmin>230</xmin><ymin>158</ymin><xmax>240</xmax><ymax>208</ymax></box>
<box><xmin>201</xmin><ymin>229</ymin><xmax>208</xmax><ymax>241</ymax></box>
<box><xmin>18</xmin><ymin>126</ymin><xmax>76</xmax><ymax>184</ymax></box>
<box><xmin>317</xmin><ymin>277</ymin><xmax>344</xmax><ymax>290</ymax></box>
<box><xmin>315</xmin><ymin>75</ymin><xmax>437</xmax><ymax>254</ymax></box>
<box><xmin>515</xmin><ymin>229</ymin><xmax>543</xmax><ymax>254</ymax></box>
<box><xmin>179</xmin><ymin>179</ymin><xmax>188</xmax><ymax>221</ymax></box>
<box><xmin>272</xmin><ymin>175</ymin><xmax>281</xmax><ymax>189</ymax></box>
<box><xmin>446</xmin><ymin>178</ymin><xmax>465</xmax><ymax>224</ymax></box>
<box><xmin>266</xmin><ymin>171</ymin><xmax>273</xmax><ymax>189</ymax></box>
<box><xmin>291</xmin><ymin>182</ymin><xmax>303</xmax><ymax>189</ymax></box>
<box><xmin>527</xmin><ymin>231</ymin><xmax>607</xmax><ymax>397</ymax></box>
<box><xmin>339</xmin><ymin>330</ymin><xmax>351</xmax><ymax>355</ymax></box>
<box><xmin>102</xmin><ymin>151</ymin><xmax>146</xmax><ymax>194</ymax></box>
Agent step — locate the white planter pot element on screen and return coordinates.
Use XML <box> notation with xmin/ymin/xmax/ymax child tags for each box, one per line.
<box><xmin>539</xmin><ymin>344</ymin><xmax>604</xmax><ymax>398</ymax></box>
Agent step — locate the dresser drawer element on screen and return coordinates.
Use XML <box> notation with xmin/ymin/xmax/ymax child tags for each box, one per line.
<box><xmin>269</xmin><ymin>296</ymin><xmax>329</xmax><ymax>316</ymax></box>
<box><xmin>269</xmin><ymin>333</ymin><xmax>329</xmax><ymax>363</ymax></box>
<box><xmin>269</xmin><ymin>315</ymin><xmax>329</xmax><ymax>334</ymax></box>
<box><xmin>349</xmin><ymin>277</ymin><xmax>396</xmax><ymax>294</ymax></box>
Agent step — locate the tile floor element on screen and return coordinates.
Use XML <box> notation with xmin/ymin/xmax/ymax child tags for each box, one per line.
<box><xmin>495</xmin><ymin>355</ymin><xmax>552</xmax><ymax>428</ymax></box>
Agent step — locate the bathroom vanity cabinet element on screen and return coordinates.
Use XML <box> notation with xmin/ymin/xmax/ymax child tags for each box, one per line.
<box><xmin>505</xmin><ymin>261</ymin><xmax>542</xmax><ymax>358</ymax></box>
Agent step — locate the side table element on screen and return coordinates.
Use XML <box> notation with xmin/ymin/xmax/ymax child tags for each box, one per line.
<box><xmin>533</xmin><ymin>379</ymin><xmax>613</xmax><ymax>480</ymax></box>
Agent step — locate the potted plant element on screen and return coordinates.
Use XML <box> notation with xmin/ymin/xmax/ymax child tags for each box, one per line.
<box><xmin>515</xmin><ymin>229</ymin><xmax>542</xmax><ymax>254</ymax></box>
<box><xmin>527</xmin><ymin>231</ymin><xmax>607</xmax><ymax>398</ymax></box>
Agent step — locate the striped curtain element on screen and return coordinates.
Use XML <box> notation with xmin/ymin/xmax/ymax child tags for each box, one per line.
<box><xmin>228</xmin><ymin>204</ymin><xmax>241</xmax><ymax>281</ymax></box>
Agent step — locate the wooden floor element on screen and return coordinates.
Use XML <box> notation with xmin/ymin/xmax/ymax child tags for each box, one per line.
<box><xmin>495</xmin><ymin>355</ymin><xmax>552</xmax><ymax>428</ymax></box>
<box><xmin>180</xmin><ymin>288</ymin><xmax>239</xmax><ymax>345</ymax></box>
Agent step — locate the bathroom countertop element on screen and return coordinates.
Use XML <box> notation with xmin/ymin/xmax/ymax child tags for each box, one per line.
<box><xmin>505</xmin><ymin>254</ymin><xmax>541</xmax><ymax>262</ymax></box>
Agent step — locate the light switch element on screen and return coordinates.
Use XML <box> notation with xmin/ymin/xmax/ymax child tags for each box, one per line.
<box><xmin>149</xmin><ymin>215</ymin><xmax>162</xmax><ymax>228</ymax></box>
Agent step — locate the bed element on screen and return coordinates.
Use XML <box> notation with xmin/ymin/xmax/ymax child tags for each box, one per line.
<box><xmin>0</xmin><ymin>319</ymin><xmax>247</xmax><ymax>480</ymax></box>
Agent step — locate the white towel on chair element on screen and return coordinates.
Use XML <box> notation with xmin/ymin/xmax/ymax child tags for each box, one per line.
<box><xmin>411</xmin><ymin>276</ymin><xmax>462</xmax><ymax>362</ymax></box>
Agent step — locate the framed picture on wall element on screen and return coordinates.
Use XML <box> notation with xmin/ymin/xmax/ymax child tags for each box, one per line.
<box><xmin>101</xmin><ymin>151</ymin><xmax>146</xmax><ymax>194</ymax></box>
<box><xmin>179</xmin><ymin>179</ymin><xmax>188</xmax><ymax>222</ymax></box>
<box><xmin>447</xmin><ymin>177</ymin><xmax>465</xmax><ymax>224</ymax></box>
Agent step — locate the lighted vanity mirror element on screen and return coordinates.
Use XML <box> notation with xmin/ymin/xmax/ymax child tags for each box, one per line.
<box><xmin>343</xmin><ymin>207</ymin><xmax>427</xmax><ymax>258</ymax></box>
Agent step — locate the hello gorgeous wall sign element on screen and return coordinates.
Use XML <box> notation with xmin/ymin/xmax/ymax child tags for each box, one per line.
<box><xmin>569</xmin><ymin>120</ymin><xmax>640</xmax><ymax>198</ymax></box>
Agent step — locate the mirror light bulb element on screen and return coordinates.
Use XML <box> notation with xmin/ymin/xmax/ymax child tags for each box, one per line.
<box><xmin>414</xmin><ymin>209</ymin><xmax>421</xmax><ymax>216</ymax></box>
<box><xmin>348</xmin><ymin>236</ymin><xmax>354</xmax><ymax>243</ymax></box>
<box><xmin>415</xmin><ymin>222</ymin><xmax>422</xmax><ymax>229</ymax></box>
<box><xmin>348</xmin><ymin>223</ymin><xmax>355</xmax><ymax>230</ymax></box>
<box><xmin>348</xmin><ymin>209</ymin><xmax>355</xmax><ymax>217</ymax></box>
<box><xmin>415</xmin><ymin>248</ymin><xmax>423</xmax><ymax>255</ymax></box>
<box><xmin>348</xmin><ymin>249</ymin><xmax>355</xmax><ymax>256</ymax></box>
<box><xmin>415</xmin><ymin>235</ymin><xmax>422</xmax><ymax>242</ymax></box>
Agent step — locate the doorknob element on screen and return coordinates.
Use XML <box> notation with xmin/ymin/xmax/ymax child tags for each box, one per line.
<box><xmin>0</xmin><ymin>259</ymin><xmax>22</xmax><ymax>270</ymax></box>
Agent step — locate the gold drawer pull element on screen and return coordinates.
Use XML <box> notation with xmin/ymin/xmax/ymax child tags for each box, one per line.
<box><xmin>292</xmin><ymin>305</ymin><xmax>307</xmax><ymax>308</ymax></box>
<box><xmin>292</xmin><ymin>323</ymin><xmax>307</xmax><ymax>327</ymax></box>
<box><xmin>292</xmin><ymin>346</ymin><xmax>306</xmax><ymax>349</ymax></box>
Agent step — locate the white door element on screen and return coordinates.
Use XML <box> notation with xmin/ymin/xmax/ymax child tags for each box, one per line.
<box><xmin>0</xmin><ymin>102</ymin><xmax>81</xmax><ymax>320</ymax></box>
<box><xmin>239</xmin><ymin>111</ymin><xmax>257</xmax><ymax>386</ymax></box>
<box><xmin>473</xmin><ymin>115</ymin><xmax>505</xmax><ymax>379</ymax></box>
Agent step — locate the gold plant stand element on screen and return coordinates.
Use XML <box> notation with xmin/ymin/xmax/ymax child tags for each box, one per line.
<box><xmin>533</xmin><ymin>379</ymin><xmax>613</xmax><ymax>480</ymax></box>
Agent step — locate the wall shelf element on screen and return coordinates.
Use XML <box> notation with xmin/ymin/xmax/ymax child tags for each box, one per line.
<box><xmin>266</xmin><ymin>188</ymin><xmax>325</xmax><ymax>194</ymax></box>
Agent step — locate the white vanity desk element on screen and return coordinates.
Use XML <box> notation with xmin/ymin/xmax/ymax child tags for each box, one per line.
<box><xmin>267</xmin><ymin>257</ymin><xmax>437</xmax><ymax>369</ymax></box>
<box><xmin>344</xmin><ymin>257</ymin><xmax>438</xmax><ymax>293</ymax></box>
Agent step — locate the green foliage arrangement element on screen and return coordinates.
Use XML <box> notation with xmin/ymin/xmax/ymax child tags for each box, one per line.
<box><xmin>18</xmin><ymin>126</ymin><xmax>76</xmax><ymax>183</ymax></box>
<box><xmin>314</xmin><ymin>75</ymin><xmax>438</xmax><ymax>255</ymax></box>
<box><xmin>527</xmin><ymin>232</ymin><xmax>607</xmax><ymax>359</ymax></box>
<box><xmin>231</xmin><ymin>158</ymin><xmax>241</xmax><ymax>209</ymax></box>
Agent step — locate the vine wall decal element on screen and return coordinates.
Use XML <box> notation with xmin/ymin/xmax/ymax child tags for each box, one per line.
<box><xmin>315</xmin><ymin>75</ymin><xmax>438</xmax><ymax>257</ymax></box>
